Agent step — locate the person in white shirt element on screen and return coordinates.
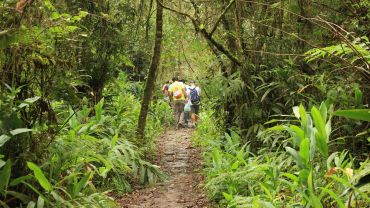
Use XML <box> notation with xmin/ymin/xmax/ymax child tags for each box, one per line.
<box><xmin>189</xmin><ymin>80</ymin><xmax>201</xmax><ymax>126</ymax></box>
<box><xmin>183</xmin><ymin>82</ymin><xmax>192</xmax><ymax>127</ymax></box>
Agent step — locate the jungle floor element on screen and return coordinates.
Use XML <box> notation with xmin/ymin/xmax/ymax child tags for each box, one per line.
<box><xmin>117</xmin><ymin>128</ymin><xmax>211</xmax><ymax>208</ymax></box>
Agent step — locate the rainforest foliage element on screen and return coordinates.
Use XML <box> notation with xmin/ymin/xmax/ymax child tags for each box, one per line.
<box><xmin>0</xmin><ymin>0</ymin><xmax>369</xmax><ymax>207</ymax></box>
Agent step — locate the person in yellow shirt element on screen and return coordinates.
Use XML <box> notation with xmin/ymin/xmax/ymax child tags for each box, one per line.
<box><xmin>168</xmin><ymin>77</ymin><xmax>188</xmax><ymax>129</ymax></box>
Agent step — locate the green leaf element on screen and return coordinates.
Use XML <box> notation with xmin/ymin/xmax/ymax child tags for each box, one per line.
<box><xmin>18</xmin><ymin>96</ymin><xmax>40</xmax><ymax>108</ymax></box>
<box><xmin>22</xmin><ymin>182</ymin><xmax>48</xmax><ymax>203</ymax></box>
<box><xmin>111</xmin><ymin>134</ymin><xmax>118</xmax><ymax>148</ymax></box>
<box><xmin>27</xmin><ymin>162</ymin><xmax>52</xmax><ymax>191</ymax></box>
<box><xmin>311</xmin><ymin>107</ymin><xmax>326</xmax><ymax>141</ymax></box>
<box><xmin>24</xmin><ymin>96</ymin><xmax>40</xmax><ymax>104</ymax></box>
<box><xmin>43</xmin><ymin>0</ymin><xmax>56</xmax><ymax>10</ymax></box>
<box><xmin>259</xmin><ymin>182</ymin><xmax>273</xmax><ymax>200</ymax></box>
<box><xmin>27</xmin><ymin>201</ymin><xmax>36</xmax><ymax>208</ymax></box>
<box><xmin>0</xmin><ymin>135</ymin><xmax>11</xmax><ymax>147</ymax></box>
<box><xmin>95</xmin><ymin>98</ymin><xmax>104</xmax><ymax>122</ymax></box>
<box><xmin>299</xmin><ymin>104</ymin><xmax>307</xmax><ymax>129</ymax></box>
<box><xmin>9</xmin><ymin>175</ymin><xmax>33</xmax><ymax>187</ymax></box>
<box><xmin>299</xmin><ymin>169</ymin><xmax>309</xmax><ymax>184</ymax></box>
<box><xmin>73</xmin><ymin>172</ymin><xmax>92</xmax><ymax>196</ymax></box>
<box><xmin>282</xmin><ymin>173</ymin><xmax>299</xmax><ymax>183</ymax></box>
<box><xmin>308</xmin><ymin>190</ymin><xmax>323</xmax><ymax>208</ymax></box>
<box><xmin>353</xmin><ymin>86</ymin><xmax>363</xmax><ymax>106</ymax></box>
<box><xmin>311</xmin><ymin>107</ymin><xmax>328</xmax><ymax>156</ymax></box>
<box><xmin>325</xmin><ymin>118</ymin><xmax>332</xmax><ymax>139</ymax></box>
<box><xmin>299</xmin><ymin>138</ymin><xmax>310</xmax><ymax>164</ymax></box>
<box><xmin>319</xmin><ymin>102</ymin><xmax>327</xmax><ymax>123</ymax></box>
<box><xmin>222</xmin><ymin>192</ymin><xmax>233</xmax><ymax>201</ymax></box>
<box><xmin>37</xmin><ymin>196</ymin><xmax>45</xmax><ymax>208</ymax></box>
<box><xmin>50</xmin><ymin>12</ymin><xmax>61</xmax><ymax>20</ymax></box>
<box><xmin>0</xmin><ymin>160</ymin><xmax>5</xmax><ymax>169</ymax></box>
<box><xmin>334</xmin><ymin>109</ymin><xmax>370</xmax><ymax>122</ymax></box>
<box><xmin>309</xmin><ymin>130</ymin><xmax>316</xmax><ymax>161</ymax></box>
<box><xmin>290</xmin><ymin>125</ymin><xmax>304</xmax><ymax>145</ymax></box>
<box><xmin>307</xmin><ymin>169</ymin><xmax>313</xmax><ymax>191</ymax></box>
<box><xmin>231</xmin><ymin>161</ymin><xmax>239</xmax><ymax>170</ymax></box>
<box><xmin>315</xmin><ymin>131</ymin><xmax>328</xmax><ymax>157</ymax></box>
<box><xmin>10</xmin><ymin>128</ymin><xmax>33</xmax><ymax>136</ymax></box>
<box><xmin>293</xmin><ymin>106</ymin><xmax>300</xmax><ymax>119</ymax></box>
<box><xmin>286</xmin><ymin>147</ymin><xmax>302</xmax><ymax>167</ymax></box>
<box><xmin>0</xmin><ymin>160</ymin><xmax>11</xmax><ymax>195</ymax></box>
<box><xmin>266</xmin><ymin>125</ymin><xmax>286</xmax><ymax>132</ymax></box>
<box><xmin>6</xmin><ymin>191</ymin><xmax>31</xmax><ymax>203</ymax></box>
<box><xmin>319</xmin><ymin>187</ymin><xmax>345</xmax><ymax>208</ymax></box>
<box><xmin>281</xmin><ymin>173</ymin><xmax>299</xmax><ymax>183</ymax></box>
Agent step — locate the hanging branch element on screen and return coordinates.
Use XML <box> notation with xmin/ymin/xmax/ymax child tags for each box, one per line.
<box><xmin>145</xmin><ymin>0</ymin><xmax>154</xmax><ymax>42</ymax></box>
<box><xmin>209</xmin><ymin>0</ymin><xmax>236</xmax><ymax>37</ymax></box>
<box><xmin>157</xmin><ymin>0</ymin><xmax>242</xmax><ymax>66</ymax></box>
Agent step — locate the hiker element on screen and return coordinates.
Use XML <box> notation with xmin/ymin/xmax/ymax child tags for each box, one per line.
<box><xmin>189</xmin><ymin>80</ymin><xmax>201</xmax><ymax>126</ymax></box>
<box><xmin>162</xmin><ymin>80</ymin><xmax>172</xmax><ymax>103</ymax></box>
<box><xmin>183</xmin><ymin>81</ymin><xmax>191</xmax><ymax>127</ymax></box>
<box><xmin>168</xmin><ymin>77</ymin><xmax>188</xmax><ymax>129</ymax></box>
<box><xmin>162</xmin><ymin>81</ymin><xmax>171</xmax><ymax>96</ymax></box>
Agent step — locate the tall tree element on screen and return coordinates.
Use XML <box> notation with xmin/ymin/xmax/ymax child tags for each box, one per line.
<box><xmin>137</xmin><ymin>0</ymin><xmax>164</xmax><ymax>142</ymax></box>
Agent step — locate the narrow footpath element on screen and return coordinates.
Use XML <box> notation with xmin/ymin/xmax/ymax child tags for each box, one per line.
<box><xmin>118</xmin><ymin>128</ymin><xmax>210</xmax><ymax>208</ymax></box>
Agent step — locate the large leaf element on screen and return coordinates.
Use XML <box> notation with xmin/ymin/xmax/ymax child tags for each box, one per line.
<box><xmin>299</xmin><ymin>104</ymin><xmax>307</xmax><ymax>130</ymax></box>
<box><xmin>293</xmin><ymin>106</ymin><xmax>300</xmax><ymax>119</ymax></box>
<box><xmin>299</xmin><ymin>138</ymin><xmax>310</xmax><ymax>165</ymax></box>
<box><xmin>311</xmin><ymin>107</ymin><xmax>327</xmax><ymax>141</ymax></box>
<box><xmin>9</xmin><ymin>175</ymin><xmax>33</xmax><ymax>187</ymax></box>
<box><xmin>95</xmin><ymin>98</ymin><xmax>105</xmax><ymax>122</ymax></box>
<box><xmin>0</xmin><ymin>135</ymin><xmax>11</xmax><ymax>147</ymax></box>
<box><xmin>10</xmin><ymin>128</ymin><xmax>33</xmax><ymax>136</ymax></box>
<box><xmin>37</xmin><ymin>196</ymin><xmax>45</xmax><ymax>208</ymax></box>
<box><xmin>315</xmin><ymin>131</ymin><xmax>328</xmax><ymax>157</ymax></box>
<box><xmin>27</xmin><ymin>162</ymin><xmax>52</xmax><ymax>191</ymax></box>
<box><xmin>286</xmin><ymin>147</ymin><xmax>303</xmax><ymax>168</ymax></box>
<box><xmin>290</xmin><ymin>125</ymin><xmax>304</xmax><ymax>146</ymax></box>
<box><xmin>18</xmin><ymin>96</ymin><xmax>40</xmax><ymax>109</ymax></box>
<box><xmin>6</xmin><ymin>191</ymin><xmax>31</xmax><ymax>203</ymax></box>
<box><xmin>319</xmin><ymin>102</ymin><xmax>327</xmax><ymax>123</ymax></box>
<box><xmin>0</xmin><ymin>160</ymin><xmax>11</xmax><ymax>195</ymax></box>
<box><xmin>334</xmin><ymin>109</ymin><xmax>370</xmax><ymax>122</ymax></box>
<box><xmin>73</xmin><ymin>172</ymin><xmax>92</xmax><ymax>197</ymax></box>
<box><xmin>311</xmin><ymin>107</ymin><xmax>328</xmax><ymax>156</ymax></box>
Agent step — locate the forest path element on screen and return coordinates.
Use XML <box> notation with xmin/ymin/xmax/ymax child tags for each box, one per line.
<box><xmin>117</xmin><ymin>128</ymin><xmax>210</xmax><ymax>208</ymax></box>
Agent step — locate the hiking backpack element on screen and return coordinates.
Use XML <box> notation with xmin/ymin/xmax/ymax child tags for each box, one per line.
<box><xmin>190</xmin><ymin>88</ymin><xmax>200</xmax><ymax>105</ymax></box>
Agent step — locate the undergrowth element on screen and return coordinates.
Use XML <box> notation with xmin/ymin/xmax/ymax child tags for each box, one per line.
<box><xmin>193</xmin><ymin>106</ymin><xmax>370</xmax><ymax>208</ymax></box>
<box><xmin>0</xmin><ymin>73</ymin><xmax>171</xmax><ymax>207</ymax></box>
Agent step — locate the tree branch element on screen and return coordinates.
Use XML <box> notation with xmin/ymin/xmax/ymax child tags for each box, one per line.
<box><xmin>209</xmin><ymin>0</ymin><xmax>236</xmax><ymax>37</ymax></box>
<box><xmin>200</xmin><ymin>28</ymin><xmax>242</xmax><ymax>66</ymax></box>
<box><xmin>157</xmin><ymin>0</ymin><xmax>242</xmax><ymax>66</ymax></box>
<box><xmin>157</xmin><ymin>0</ymin><xmax>195</xmax><ymax>22</ymax></box>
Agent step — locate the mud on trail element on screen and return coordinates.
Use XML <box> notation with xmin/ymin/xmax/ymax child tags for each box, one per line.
<box><xmin>117</xmin><ymin>128</ymin><xmax>210</xmax><ymax>208</ymax></box>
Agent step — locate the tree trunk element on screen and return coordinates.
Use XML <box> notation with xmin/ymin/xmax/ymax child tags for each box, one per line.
<box><xmin>136</xmin><ymin>0</ymin><xmax>163</xmax><ymax>143</ymax></box>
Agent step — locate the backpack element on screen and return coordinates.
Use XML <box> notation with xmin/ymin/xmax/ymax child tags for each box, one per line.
<box><xmin>173</xmin><ymin>89</ymin><xmax>183</xmax><ymax>99</ymax></box>
<box><xmin>190</xmin><ymin>88</ymin><xmax>200</xmax><ymax>105</ymax></box>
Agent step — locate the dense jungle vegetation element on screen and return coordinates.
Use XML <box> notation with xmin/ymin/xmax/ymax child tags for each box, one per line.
<box><xmin>0</xmin><ymin>0</ymin><xmax>369</xmax><ymax>207</ymax></box>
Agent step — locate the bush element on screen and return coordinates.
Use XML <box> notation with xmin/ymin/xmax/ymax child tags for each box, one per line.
<box><xmin>195</xmin><ymin>103</ymin><xmax>370</xmax><ymax>207</ymax></box>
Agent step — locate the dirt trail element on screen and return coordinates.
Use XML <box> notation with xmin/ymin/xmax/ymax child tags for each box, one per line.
<box><xmin>118</xmin><ymin>128</ymin><xmax>210</xmax><ymax>208</ymax></box>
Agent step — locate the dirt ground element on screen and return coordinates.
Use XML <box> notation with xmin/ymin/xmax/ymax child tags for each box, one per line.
<box><xmin>117</xmin><ymin>128</ymin><xmax>211</xmax><ymax>208</ymax></box>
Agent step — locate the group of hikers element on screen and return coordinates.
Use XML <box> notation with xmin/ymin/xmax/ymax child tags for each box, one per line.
<box><xmin>162</xmin><ymin>77</ymin><xmax>201</xmax><ymax>130</ymax></box>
